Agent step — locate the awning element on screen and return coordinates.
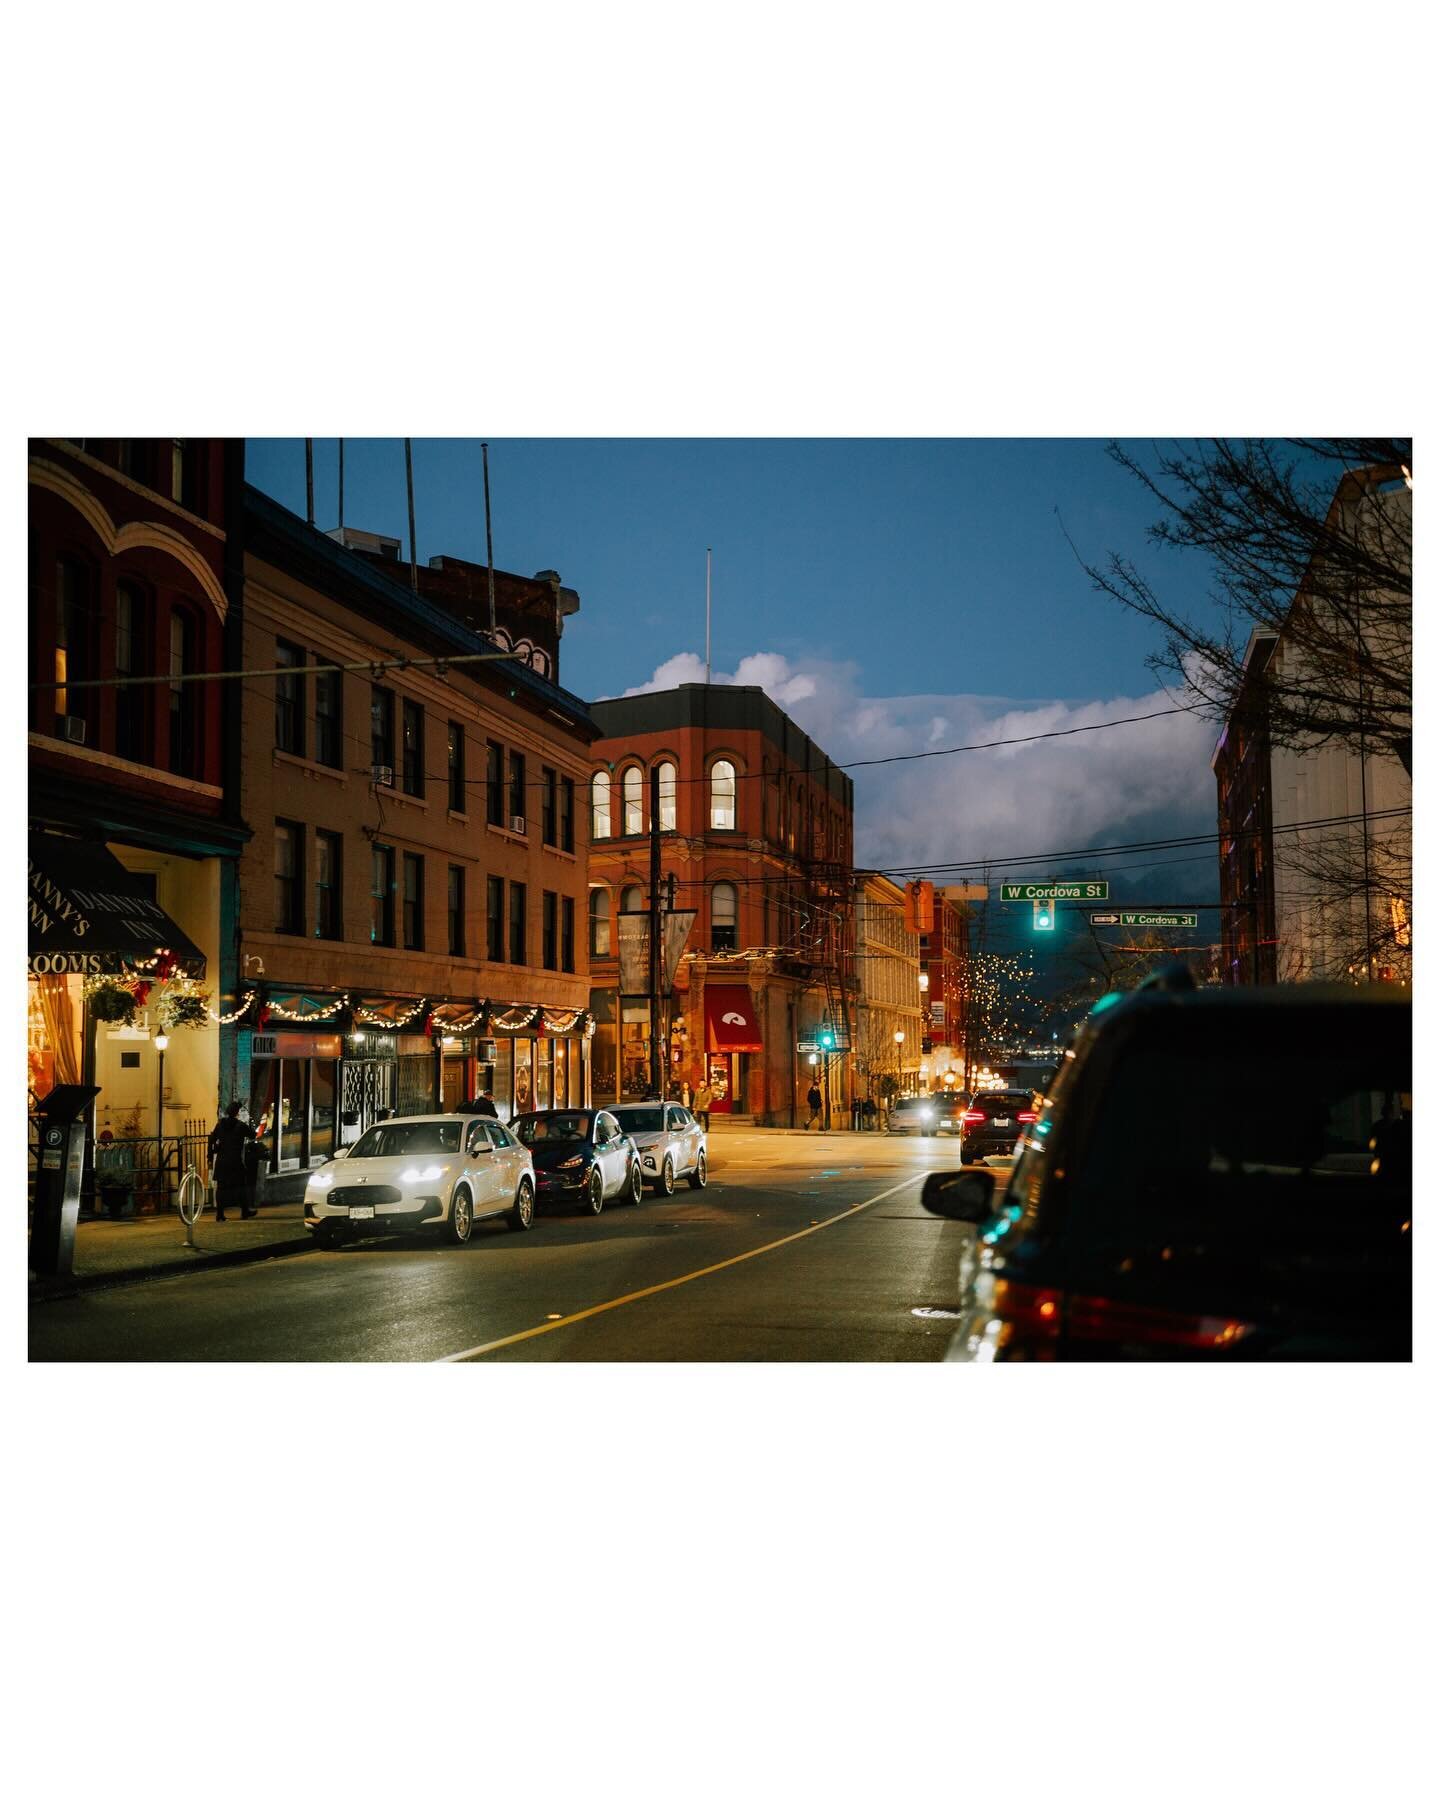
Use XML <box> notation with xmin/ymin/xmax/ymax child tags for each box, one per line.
<box><xmin>28</xmin><ymin>832</ymin><xmax>206</xmax><ymax>978</ymax></box>
<box><xmin>705</xmin><ymin>984</ymin><xmax>763</xmax><ymax>1053</ymax></box>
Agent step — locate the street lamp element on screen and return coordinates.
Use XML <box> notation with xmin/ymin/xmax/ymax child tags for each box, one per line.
<box><xmin>154</xmin><ymin>1032</ymin><xmax>169</xmax><ymax>1142</ymax></box>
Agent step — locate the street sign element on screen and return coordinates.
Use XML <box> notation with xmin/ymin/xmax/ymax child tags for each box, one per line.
<box><xmin>1090</xmin><ymin>913</ymin><xmax>1120</xmax><ymax>925</ymax></box>
<box><xmin>1120</xmin><ymin>911</ymin><xmax>1199</xmax><ymax>928</ymax></box>
<box><xmin>1001</xmin><ymin>881</ymin><xmax>1109</xmax><ymax>902</ymax></box>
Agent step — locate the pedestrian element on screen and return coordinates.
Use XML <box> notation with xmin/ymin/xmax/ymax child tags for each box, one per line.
<box><xmin>241</xmin><ymin>1111</ymin><xmax>262</xmax><ymax>1217</ymax></box>
<box><xmin>850</xmin><ymin>1094</ymin><xmax>861</xmax><ymax>1131</ymax></box>
<box><xmin>207</xmin><ymin>1101</ymin><xmax>249</xmax><ymax>1222</ymax></box>
<box><xmin>458</xmin><ymin>1087</ymin><xmax>498</xmax><ymax>1118</ymax></box>
<box><xmin>693</xmin><ymin>1081</ymin><xmax>713</xmax><ymax>1130</ymax></box>
<box><xmin>862</xmin><ymin>1095</ymin><xmax>876</xmax><ymax>1132</ymax></box>
<box><xmin>807</xmin><ymin>1082</ymin><xmax>823</xmax><ymax>1129</ymax></box>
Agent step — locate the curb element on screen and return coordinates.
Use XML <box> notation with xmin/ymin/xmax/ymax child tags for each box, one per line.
<box><xmin>28</xmin><ymin>1233</ymin><xmax>320</xmax><ymax>1303</ymax></box>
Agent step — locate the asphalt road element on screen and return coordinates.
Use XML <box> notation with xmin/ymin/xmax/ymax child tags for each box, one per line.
<box><xmin>28</xmin><ymin>1132</ymin><xmax>972</xmax><ymax>1362</ymax></box>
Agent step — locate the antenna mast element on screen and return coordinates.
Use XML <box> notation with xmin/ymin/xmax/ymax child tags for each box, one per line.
<box><xmin>482</xmin><ymin>442</ymin><xmax>497</xmax><ymax>635</ymax></box>
<box><xmin>705</xmin><ymin>547</ymin><xmax>712</xmax><ymax>684</ymax></box>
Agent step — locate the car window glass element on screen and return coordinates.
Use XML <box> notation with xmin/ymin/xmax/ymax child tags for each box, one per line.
<box><xmin>666</xmin><ymin>1108</ymin><xmax>685</xmax><ymax>1130</ymax></box>
<box><xmin>352</xmin><ymin>1121</ymin><xmax>462</xmax><ymax>1158</ymax></box>
<box><xmin>596</xmin><ymin>1115</ymin><xmax>615</xmax><ymax>1144</ymax></box>
<box><xmin>466</xmin><ymin>1122</ymin><xmax>487</xmax><ymax>1155</ymax></box>
<box><xmin>613</xmin><ymin>1107</ymin><xmax>663</xmax><ymax>1133</ymax></box>
<box><xmin>485</xmin><ymin>1122</ymin><xmax>512</xmax><ymax>1150</ymax></box>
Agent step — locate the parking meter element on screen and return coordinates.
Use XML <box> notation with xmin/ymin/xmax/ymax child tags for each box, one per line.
<box><xmin>29</xmin><ymin>1083</ymin><xmax>101</xmax><ymax>1279</ymax></box>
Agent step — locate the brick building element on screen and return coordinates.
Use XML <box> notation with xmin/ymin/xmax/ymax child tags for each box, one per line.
<box><xmin>853</xmin><ymin>875</ymin><xmax>922</xmax><ymax>1100</ymax></box>
<box><xmin>233</xmin><ymin>487</ymin><xmax>597</xmax><ymax>1171</ymax></box>
<box><xmin>586</xmin><ymin>684</ymin><xmax>855</xmax><ymax>1125</ymax></box>
<box><xmin>921</xmin><ymin>883</ymin><xmax>986</xmax><ymax>1088</ymax></box>
<box><xmin>28</xmin><ymin>437</ymin><xmax>249</xmax><ymax>1153</ymax></box>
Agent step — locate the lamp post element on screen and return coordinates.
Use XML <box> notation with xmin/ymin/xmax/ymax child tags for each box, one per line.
<box><xmin>893</xmin><ymin>1029</ymin><xmax>905</xmax><ymax>1102</ymax></box>
<box><xmin>154</xmin><ymin>1031</ymin><xmax>169</xmax><ymax>1147</ymax></box>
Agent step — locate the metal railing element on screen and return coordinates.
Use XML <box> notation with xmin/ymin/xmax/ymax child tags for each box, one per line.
<box><xmin>92</xmin><ymin>1127</ymin><xmax>211</xmax><ymax>1214</ymax></box>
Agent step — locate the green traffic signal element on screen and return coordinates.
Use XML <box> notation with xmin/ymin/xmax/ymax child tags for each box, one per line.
<box><xmin>1032</xmin><ymin>898</ymin><xmax>1056</xmax><ymax>932</ymax></box>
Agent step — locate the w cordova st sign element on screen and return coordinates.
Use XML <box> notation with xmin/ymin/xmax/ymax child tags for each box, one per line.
<box><xmin>1000</xmin><ymin>881</ymin><xmax>1110</xmax><ymax>902</ymax></box>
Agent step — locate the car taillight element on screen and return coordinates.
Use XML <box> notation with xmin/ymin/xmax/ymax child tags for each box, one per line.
<box><xmin>1067</xmin><ymin>1294</ymin><xmax>1253</xmax><ymax>1350</ymax></box>
<box><xmin>963</xmin><ymin>1111</ymin><xmax>987</xmax><ymax>1126</ymax></box>
<box><xmin>991</xmin><ymin>1279</ymin><xmax>1063</xmax><ymax>1342</ymax></box>
<box><xmin>1017</xmin><ymin>1111</ymin><xmax>1038</xmax><ymax>1123</ymax></box>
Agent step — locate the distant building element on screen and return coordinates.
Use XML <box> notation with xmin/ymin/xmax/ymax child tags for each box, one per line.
<box><xmin>854</xmin><ymin>875</ymin><xmax>923</xmax><ymax>1098</ymax></box>
<box><xmin>921</xmin><ymin>884</ymin><xmax>986</xmax><ymax>1087</ymax></box>
<box><xmin>586</xmin><ymin>684</ymin><xmax>854</xmax><ymax>1124</ymax></box>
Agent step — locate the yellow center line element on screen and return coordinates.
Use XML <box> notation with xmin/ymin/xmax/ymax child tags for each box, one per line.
<box><xmin>436</xmin><ymin>1172</ymin><xmax>926</xmax><ymax>1362</ymax></box>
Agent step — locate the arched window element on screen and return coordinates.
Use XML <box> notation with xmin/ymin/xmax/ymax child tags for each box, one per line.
<box><xmin>53</xmin><ymin>555</ymin><xmax>98</xmax><ymax>740</ymax></box>
<box><xmin>591</xmin><ymin>770</ymin><xmax>612</xmax><ymax>840</ymax></box>
<box><xmin>168</xmin><ymin>604</ymin><xmax>200</xmax><ymax>778</ymax></box>
<box><xmin>114</xmin><ymin>580</ymin><xmax>150</xmax><ymax>764</ymax></box>
<box><xmin>657</xmin><ymin>759</ymin><xmax>677</xmax><ymax>832</ymax></box>
<box><xmin>530</xmin><ymin>648</ymin><xmax>551</xmax><ymax>679</ymax></box>
<box><xmin>623</xmin><ymin>764</ymin><xmax>643</xmax><ymax>835</ymax></box>
<box><xmin>710</xmin><ymin>881</ymin><xmax>738</xmax><ymax>952</ymax></box>
<box><xmin>493</xmin><ymin>627</ymin><xmax>513</xmax><ymax>650</ymax></box>
<box><xmin>589</xmin><ymin>886</ymin><xmax>611</xmax><ymax>957</ymax></box>
<box><xmin>620</xmin><ymin>885</ymin><xmax>644</xmax><ymax>914</ymax></box>
<box><xmin>710</xmin><ymin>759</ymin><xmax>737</xmax><ymax>831</ymax></box>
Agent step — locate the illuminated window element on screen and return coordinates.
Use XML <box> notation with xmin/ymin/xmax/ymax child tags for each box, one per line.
<box><xmin>710</xmin><ymin>760</ymin><xmax>736</xmax><ymax>831</ymax></box>
<box><xmin>589</xmin><ymin>886</ymin><xmax>611</xmax><ymax>956</ymax></box>
<box><xmin>591</xmin><ymin>770</ymin><xmax>612</xmax><ymax>840</ymax></box>
<box><xmin>623</xmin><ymin>764</ymin><xmax>643</xmax><ymax>835</ymax></box>
<box><xmin>711</xmin><ymin>881</ymin><xmax>738</xmax><ymax>952</ymax></box>
<box><xmin>657</xmin><ymin>759</ymin><xmax>677</xmax><ymax>832</ymax></box>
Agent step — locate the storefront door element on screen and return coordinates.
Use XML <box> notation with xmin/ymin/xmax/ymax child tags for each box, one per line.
<box><xmin>708</xmin><ymin>1052</ymin><xmax>734</xmax><ymax>1113</ymax></box>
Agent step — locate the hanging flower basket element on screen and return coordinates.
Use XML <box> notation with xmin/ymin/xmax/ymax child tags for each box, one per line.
<box><xmin>84</xmin><ymin>977</ymin><xmax>139</xmax><ymax>1025</ymax></box>
<box><xmin>159</xmin><ymin>986</ymin><xmax>213</xmax><ymax>1032</ymax></box>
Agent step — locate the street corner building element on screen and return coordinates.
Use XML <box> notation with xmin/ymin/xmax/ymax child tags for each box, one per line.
<box><xmin>28</xmin><ymin>437</ymin><xmax>248</xmax><ymax>1199</ymax></box>
<box><xmin>584</xmin><ymin>683</ymin><xmax>856</xmax><ymax>1126</ymax></box>
<box><xmin>232</xmin><ymin>496</ymin><xmax>598</xmax><ymax>1174</ymax></box>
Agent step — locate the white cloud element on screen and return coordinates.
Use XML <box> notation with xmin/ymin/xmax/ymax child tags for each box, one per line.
<box><xmin>619</xmin><ymin>649</ymin><xmax>1216</xmax><ymax>880</ymax></box>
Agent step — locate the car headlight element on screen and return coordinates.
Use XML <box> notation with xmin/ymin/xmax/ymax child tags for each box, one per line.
<box><xmin>307</xmin><ymin>1171</ymin><xmax>334</xmax><ymax>1188</ymax></box>
<box><xmin>919</xmin><ymin>1109</ymin><xmax>934</xmax><ymax>1122</ymax></box>
<box><xmin>399</xmin><ymin>1164</ymin><xmax>446</xmax><ymax>1184</ymax></box>
<box><xmin>557</xmin><ymin>1156</ymin><xmax>585</xmax><ymax>1169</ymax></box>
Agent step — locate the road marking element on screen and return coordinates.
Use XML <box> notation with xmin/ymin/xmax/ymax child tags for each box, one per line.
<box><xmin>436</xmin><ymin>1173</ymin><xmax>926</xmax><ymax>1362</ymax></box>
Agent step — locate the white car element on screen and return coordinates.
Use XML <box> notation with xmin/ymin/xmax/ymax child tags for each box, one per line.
<box><xmin>304</xmin><ymin>1113</ymin><xmax>535</xmax><ymax>1246</ymax></box>
<box><xmin>608</xmin><ymin>1102</ymin><xmax>708</xmax><ymax>1194</ymax></box>
<box><xmin>887</xmin><ymin>1095</ymin><xmax>940</xmax><ymax>1137</ymax></box>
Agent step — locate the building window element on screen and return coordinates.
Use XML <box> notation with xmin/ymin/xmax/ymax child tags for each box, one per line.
<box><xmin>487</xmin><ymin>875</ymin><xmax>504</xmax><ymax>960</ymax></box>
<box><xmin>448</xmin><ymin>866</ymin><xmax>466</xmax><ymax>956</ymax></box>
<box><xmin>542</xmin><ymin>766</ymin><xmax>558</xmax><ymax>846</ymax></box>
<box><xmin>486</xmin><ymin>739</ymin><xmax>504</xmax><ymax>825</ymax></box>
<box><xmin>117</xmin><ymin>440</ymin><xmax>150</xmax><ymax>485</ymax></box>
<box><xmin>543</xmin><ymin>890</ymin><xmax>558</xmax><ymax>970</ymax></box>
<box><xmin>560</xmin><ymin>776</ymin><xmax>574</xmax><ymax>852</ymax></box>
<box><xmin>114</xmin><ymin>580</ymin><xmax>149</xmax><ymax>763</ymax></box>
<box><xmin>371</xmin><ymin>685</ymin><xmax>394</xmax><ymax>775</ymax></box>
<box><xmin>314</xmin><ymin>660</ymin><xmax>342</xmax><ymax>768</ymax></box>
<box><xmin>402</xmin><ymin>853</ymin><xmax>424</xmax><ymax>949</ymax></box>
<box><xmin>509</xmin><ymin>882</ymin><xmax>527</xmax><ymax>964</ymax></box>
<box><xmin>657</xmin><ymin>759</ymin><xmax>677</xmax><ymax>832</ymax></box>
<box><xmin>589</xmin><ymin>886</ymin><xmax>611</xmax><ymax>957</ymax></box>
<box><xmin>621</xmin><ymin>884</ymin><xmax>644</xmax><ymax>915</ymax></box>
<box><xmin>53</xmin><ymin>557</ymin><xmax>97</xmax><ymax>740</ymax></box>
<box><xmin>711</xmin><ymin>881</ymin><xmax>738</xmax><ymax>952</ymax></box>
<box><xmin>562</xmin><ymin>895</ymin><xmax>575</xmax><ymax>973</ymax></box>
<box><xmin>275</xmin><ymin>821</ymin><xmax>304</xmax><ymax>934</ymax></box>
<box><xmin>447</xmin><ymin>722</ymin><xmax>465</xmax><ymax>812</ymax></box>
<box><xmin>315</xmin><ymin>830</ymin><xmax>342</xmax><ymax>940</ymax></box>
<box><xmin>402</xmin><ymin>699</ymin><xmax>424</xmax><ymax>797</ymax></box>
<box><xmin>168</xmin><ymin>607</ymin><xmax>199</xmax><ymax>778</ymax></box>
<box><xmin>591</xmin><ymin>770</ymin><xmax>612</xmax><ymax>840</ymax></box>
<box><xmin>370</xmin><ymin>845</ymin><xmax>395</xmax><ymax>946</ymax></box>
<box><xmin>623</xmin><ymin>764</ymin><xmax>643</xmax><ymax>835</ymax></box>
<box><xmin>508</xmin><ymin>750</ymin><xmax>526</xmax><ymax>827</ymax></box>
<box><xmin>710</xmin><ymin>760</ymin><xmax>737</xmax><ymax>831</ymax></box>
<box><xmin>275</xmin><ymin>638</ymin><xmax>304</xmax><ymax>755</ymax></box>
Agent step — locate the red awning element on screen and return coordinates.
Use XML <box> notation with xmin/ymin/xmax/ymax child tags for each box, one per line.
<box><xmin>705</xmin><ymin>985</ymin><xmax>763</xmax><ymax>1053</ymax></box>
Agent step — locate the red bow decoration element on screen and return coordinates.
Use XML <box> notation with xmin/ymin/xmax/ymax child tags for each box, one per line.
<box><xmin>154</xmin><ymin>950</ymin><xmax>179</xmax><ymax>981</ymax></box>
<box><xmin>131</xmin><ymin>981</ymin><xmax>152</xmax><ymax>1007</ymax></box>
<box><xmin>256</xmin><ymin>1004</ymin><xmax>272</xmax><ymax>1028</ymax></box>
<box><xmin>422</xmin><ymin>1012</ymin><xmax>435</xmax><ymax>1039</ymax></box>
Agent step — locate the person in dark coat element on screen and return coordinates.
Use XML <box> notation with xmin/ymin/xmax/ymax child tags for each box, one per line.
<box><xmin>807</xmin><ymin>1083</ymin><xmax>823</xmax><ymax>1128</ymax></box>
<box><xmin>241</xmin><ymin>1115</ymin><xmax>262</xmax><ymax>1218</ymax></box>
<box><xmin>457</xmin><ymin>1088</ymin><xmax>498</xmax><ymax>1118</ymax></box>
<box><xmin>208</xmin><ymin>1101</ymin><xmax>249</xmax><ymax>1222</ymax></box>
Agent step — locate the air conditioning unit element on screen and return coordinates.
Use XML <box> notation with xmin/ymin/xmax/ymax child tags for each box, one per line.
<box><xmin>59</xmin><ymin>715</ymin><xmax>87</xmax><ymax>745</ymax></box>
<box><xmin>509</xmin><ymin>815</ymin><xmax>526</xmax><ymax>834</ymax></box>
<box><xmin>371</xmin><ymin>765</ymin><xmax>394</xmax><ymax>787</ymax></box>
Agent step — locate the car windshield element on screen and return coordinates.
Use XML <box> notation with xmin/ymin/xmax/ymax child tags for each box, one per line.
<box><xmin>612</xmin><ymin>1107</ymin><xmax>664</xmax><ymax>1133</ymax></box>
<box><xmin>350</xmin><ymin>1121</ymin><xmax>461</xmax><ymax>1158</ymax></box>
<box><xmin>895</xmin><ymin>1098</ymin><xmax>931</xmax><ymax>1110</ymax></box>
<box><xmin>514</xmin><ymin>1111</ymin><xmax>592</xmax><ymax>1145</ymax></box>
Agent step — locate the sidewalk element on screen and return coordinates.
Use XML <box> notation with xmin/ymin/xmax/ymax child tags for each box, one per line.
<box><xmin>28</xmin><ymin>1193</ymin><xmax>315</xmax><ymax>1302</ymax></box>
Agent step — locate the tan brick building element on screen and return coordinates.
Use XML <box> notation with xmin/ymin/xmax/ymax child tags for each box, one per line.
<box><xmin>585</xmin><ymin>684</ymin><xmax>855</xmax><ymax>1125</ymax></box>
<box><xmin>235</xmin><ymin>487</ymin><xmax>597</xmax><ymax>1171</ymax></box>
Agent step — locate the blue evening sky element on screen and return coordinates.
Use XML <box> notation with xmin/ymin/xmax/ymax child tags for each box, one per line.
<box><xmin>244</xmin><ymin>439</ymin><xmax>1221</xmax><ymax>706</ymax></box>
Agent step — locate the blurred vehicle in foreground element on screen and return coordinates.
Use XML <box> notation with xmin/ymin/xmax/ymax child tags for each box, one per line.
<box><xmin>923</xmin><ymin>978</ymin><xmax>1411</xmax><ymax>1361</ymax></box>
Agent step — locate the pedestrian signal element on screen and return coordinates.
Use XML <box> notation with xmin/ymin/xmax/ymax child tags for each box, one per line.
<box><xmin>1032</xmin><ymin>897</ymin><xmax>1056</xmax><ymax>932</ymax></box>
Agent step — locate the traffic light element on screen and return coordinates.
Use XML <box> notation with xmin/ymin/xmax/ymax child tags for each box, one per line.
<box><xmin>1032</xmin><ymin>897</ymin><xmax>1056</xmax><ymax>932</ymax></box>
<box><xmin>818</xmin><ymin>1024</ymin><xmax>837</xmax><ymax>1051</ymax></box>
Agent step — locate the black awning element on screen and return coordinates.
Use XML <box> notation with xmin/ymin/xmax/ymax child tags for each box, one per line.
<box><xmin>28</xmin><ymin>832</ymin><xmax>207</xmax><ymax>977</ymax></box>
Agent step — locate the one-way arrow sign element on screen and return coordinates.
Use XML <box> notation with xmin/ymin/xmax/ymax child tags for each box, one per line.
<box><xmin>1090</xmin><ymin>913</ymin><xmax>1120</xmax><ymax>925</ymax></box>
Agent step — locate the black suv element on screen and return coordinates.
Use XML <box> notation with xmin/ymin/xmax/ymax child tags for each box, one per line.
<box><xmin>959</xmin><ymin>1089</ymin><xmax>1040</xmax><ymax>1163</ymax></box>
<box><xmin>923</xmin><ymin>976</ymin><xmax>1411</xmax><ymax>1360</ymax></box>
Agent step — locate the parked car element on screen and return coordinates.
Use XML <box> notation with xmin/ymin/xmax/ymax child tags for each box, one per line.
<box><xmin>888</xmin><ymin>1095</ymin><xmax>942</xmax><ymax>1136</ymax></box>
<box><xmin>511</xmin><ymin>1108</ymin><xmax>643</xmax><ymax>1212</ymax></box>
<box><xmin>958</xmin><ymin>1088</ymin><xmax>1041</xmax><ymax>1163</ymax></box>
<box><xmin>922</xmin><ymin>976</ymin><xmax>1412</xmax><ymax>1360</ymax></box>
<box><xmin>609</xmin><ymin>1102</ymin><xmax>708</xmax><ymax>1193</ymax></box>
<box><xmin>933</xmin><ymin>1091</ymin><xmax>973</xmax><ymax>1136</ymax></box>
<box><xmin>303</xmin><ymin>1113</ymin><xmax>535</xmax><ymax>1246</ymax></box>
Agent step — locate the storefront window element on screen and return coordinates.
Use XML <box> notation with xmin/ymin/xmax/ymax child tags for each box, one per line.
<box><xmin>513</xmin><ymin>1038</ymin><xmax>534</xmax><ymax>1115</ymax></box>
<box><xmin>591</xmin><ymin>993</ymin><xmax>617</xmax><ymax>1104</ymax></box>
<box><xmin>310</xmin><ymin>1060</ymin><xmax>336</xmax><ymax>1162</ymax></box>
<box><xmin>281</xmin><ymin>1059</ymin><xmax>306</xmax><ymax>1162</ymax></box>
<box><xmin>554</xmin><ymin>1041</ymin><xmax>569</xmax><ymax>1108</ymax></box>
<box><xmin>621</xmin><ymin>1000</ymin><xmax>650</xmax><ymax>1099</ymax></box>
<box><xmin>535</xmin><ymin>1039</ymin><xmax>553</xmax><ymax>1110</ymax></box>
<box><xmin>486</xmin><ymin>1042</ymin><xmax>512</xmax><ymax>1120</ymax></box>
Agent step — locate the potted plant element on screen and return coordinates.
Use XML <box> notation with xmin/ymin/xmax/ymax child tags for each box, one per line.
<box><xmin>96</xmin><ymin>1171</ymin><xmax>134</xmax><ymax>1219</ymax></box>
<box><xmin>85</xmin><ymin>977</ymin><xmax>139</xmax><ymax>1026</ymax></box>
<box><xmin>159</xmin><ymin>984</ymin><xmax>212</xmax><ymax>1031</ymax></box>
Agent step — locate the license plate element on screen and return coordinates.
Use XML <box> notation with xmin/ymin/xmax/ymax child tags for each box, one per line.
<box><xmin>348</xmin><ymin>1205</ymin><xmax>375</xmax><ymax>1220</ymax></box>
<box><xmin>992</xmin><ymin>1117</ymin><xmax>1011</xmax><ymax>1127</ymax></box>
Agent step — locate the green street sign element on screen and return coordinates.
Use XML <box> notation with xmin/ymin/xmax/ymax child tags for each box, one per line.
<box><xmin>1000</xmin><ymin>881</ymin><xmax>1109</xmax><ymax>902</ymax></box>
<box><xmin>1121</xmin><ymin>911</ymin><xmax>1198</xmax><ymax>928</ymax></box>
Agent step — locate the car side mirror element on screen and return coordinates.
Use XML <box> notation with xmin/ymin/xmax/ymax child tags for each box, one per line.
<box><xmin>332</xmin><ymin>1145</ymin><xmax>349</xmax><ymax>1159</ymax></box>
<box><xmin>921</xmin><ymin>1168</ymin><xmax>999</xmax><ymax>1223</ymax></box>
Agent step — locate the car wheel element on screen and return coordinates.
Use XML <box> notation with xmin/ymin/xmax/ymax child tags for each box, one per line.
<box><xmin>448</xmin><ymin>1185</ymin><xmax>474</xmax><ymax>1245</ymax></box>
<box><xmin>687</xmin><ymin>1148</ymin><xmax>707</xmax><ymax>1190</ymax></box>
<box><xmin>507</xmin><ymin>1178</ymin><xmax>535</xmax><ymax>1232</ymax></box>
<box><xmin>660</xmin><ymin>1157</ymin><xmax>675</xmax><ymax>1196</ymax></box>
<box><xmin>959</xmin><ymin>1150</ymin><xmax>975</xmax><ymax>1166</ymax></box>
<box><xmin>585</xmin><ymin>1168</ymin><xmax>605</xmax><ymax>1215</ymax></box>
<box><xmin>630</xmin><ymin>1160</ymin><xmax>643</xmax><ymax>1204</ymax></box>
